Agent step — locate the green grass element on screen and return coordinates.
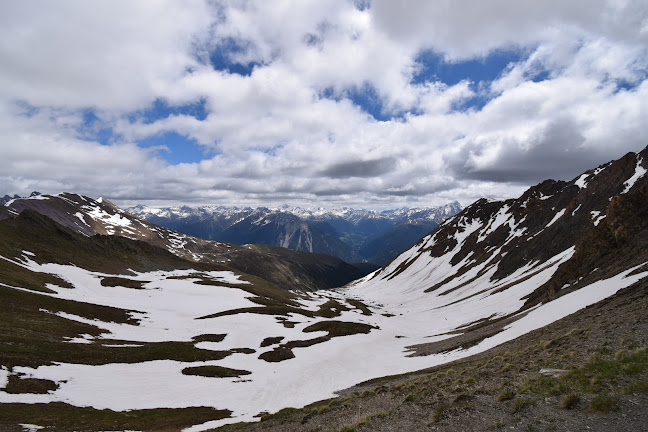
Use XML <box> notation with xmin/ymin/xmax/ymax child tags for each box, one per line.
<box><xmin>561</xmin><ymin>393</ymin><xmax>580</xmax><ymax>410</ymax></box>
<box><xmin>497</xmin><ymin>389</ymin><xmax>515</xmax><ymax>401</ymax></box>
<box><xmin>260</xmin><ymin>336</ymin><xmax>284</xmax><ymax>347</ymax></box>
<box><xmin>192</xmin><ymin>333</ymin><xmax>227</xmax><ymax>343</ymax></box>
<box><xmin>511</xmin><ymin>398</ymin><xmax>536</xmax><ymax>414</ymax></box>
<box><xmin>431</xmin><ymin>401</ymin><xmax>474</xmax><ymax>423</ymax></box>
<box><xmin>0</xmin><ymin>283</ymin><xmax>234</xmax><ymax>368</ymax></box>
<box><xmin>196</xmin><ymin>273</ymin><xmax>297</xmax><ymax>305</ymax></box>
<box><xmin>316</xmin><ymin>299</ymin><xmax>350</xmax><ymax>318</ymax></box>
<box><xmin>431</xmin><ymin>403</ymin><xmax>451</xmax><ymax>423</ymax></box>
<box><xmin>257</xmin><ymin>321</ymin><xmax>371</xmax><ymax>363</ymax></box>
<box><xmin>259</xmin><ymin>406</ymin><xmax>301</xmax><ymax>422</ymax></box>
<box><xmin>520</xmin><ymin>346</ymin><xmax>648</xmax><ymax>417</ymax></box>
<box><xmin>0</xmin><ymin>258</ymin><xmax>72</xmax><ymax>294</ymax></box>
<box><xmin>332</xmin><ymin>410</ymin><xmax>390</xmax><ymax>432</ymax></box>
<box><xmin>258</xmin><ymin>346</ymin><xmax>296</xmax><ymax>362</ymax></box>
<box><xmin>589</xmin><ymin>394</ymin><xmax>620</xmax><ymax>413</ymax></box>
<box><xmin>622</xmin><ymin>381</ymin><xmax>648</xmax><ymax>393</ymax></box>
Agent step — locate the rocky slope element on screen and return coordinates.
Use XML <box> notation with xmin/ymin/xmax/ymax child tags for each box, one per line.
<box><xmin>357</xmin><ymin>147</ymin><xmax>648</xmax><ymax>318</ymax></box>
<box><xmin>1</xmin><ymin>193</ymin><xmax>367</xmax><ymax>291</ymax></box>
<box><xmin>127</xmin><ymin>202</ymin><xmax>463</xmax><ymax>265</ymax></box>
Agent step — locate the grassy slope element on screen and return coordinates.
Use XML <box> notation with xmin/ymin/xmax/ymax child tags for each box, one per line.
<box><xmin>0</xmin><ymin>209</ymin><xmax>214</xmax><ymax>274</ymax></box>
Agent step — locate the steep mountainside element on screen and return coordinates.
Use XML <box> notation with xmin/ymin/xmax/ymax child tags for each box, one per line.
<box><xmin>127</xmin><ymin>202</ymin><xmax>462</xmax><ymax>265</ymax></box>
<box><xmin>1</xmin><ymin>194</ymin><xmax>367</xmax><ymax>291</ymax></box>
<box><xmin>363</xmin><ymin>148</ymin><xmax>647</xmax><ymax>296</ymax></box>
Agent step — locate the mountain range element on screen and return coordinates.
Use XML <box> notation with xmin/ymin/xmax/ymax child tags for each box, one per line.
<box><xmin>127</xmin><ymin>202</ymin><xmax>462</xmax><ymax>265</ymax></box>
<box><xmin>0</xmin><ymin>147</ymin><xmax>647</xmax><ymax>431</ymax></box>
<box><xmin>0</xmin><ymin>193</ymin><xmax>370</xmax><ymax>292</ymax></box>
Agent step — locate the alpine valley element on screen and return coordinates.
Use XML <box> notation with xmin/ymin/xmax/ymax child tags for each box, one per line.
<box><xmin>1</xmin><ymin>147</ymin><xmax>648</xmax><ymax>431</ymax></box>
<box><xmin>126</xmin><ymin>202</ymin><xmax>463</xmax><ymax>266</ymax></box>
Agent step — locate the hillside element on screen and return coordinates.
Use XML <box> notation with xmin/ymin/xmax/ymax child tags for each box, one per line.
<box><xmin>0</xmin><ymin>147</ymin><xmax>647</xmax><ymax>431</ymax></box>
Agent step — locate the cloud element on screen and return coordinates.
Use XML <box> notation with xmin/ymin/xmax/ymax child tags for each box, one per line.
<box><xmin>0</xmin><ymin>0</ymin><xmax>212</xmax><ymax>111</ymax></box>
<box><xmin>371</xmin><ymin>0</ymin><xmax>648</xmax><ymax>59</ymax></box>
<box><xmin>321</xmin><ymin>157</ymin><xmax>397</xmax><ymax>178</ymax></box>
<box><xmin>0</xmin><ymin>1</ymin><xmax>647</xmax><ymax>209</ymax></box>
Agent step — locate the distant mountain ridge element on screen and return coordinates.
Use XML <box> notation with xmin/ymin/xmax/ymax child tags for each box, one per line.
<box><xmin>126</xmin><ymin>202</ymin><xmax>462</xmax><ymax>265</ymax></box>
<box><xmin>0</xmin><ymin>193</ymin><xmax>368</xmax><ymax>291</ymax></box>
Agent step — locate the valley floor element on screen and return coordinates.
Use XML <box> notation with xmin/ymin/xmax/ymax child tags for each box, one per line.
<box><xmin>216</xmin><ymin>278</ymin><xmax>648</xmax><ymax>432</ymax></box>
<box><xmin>1</xmin><ymin>248</ymin><xmax>647</xmax><ymax>431</ymax></box>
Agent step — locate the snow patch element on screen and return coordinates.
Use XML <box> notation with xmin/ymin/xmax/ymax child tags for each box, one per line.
<box><xmin>472</xmin><ymin>262</ymin><xmax>648</xmax><ymax>352</ymax></box>
<box><xmin>571</xmin><ymin>204</ymin><xmax>582</xmax><ymax>217</ymax></box>
<box><xmin>74</xmin><ymin>212</ymin><xmax>88</xmax><ymax>226</ymax></box>
<box><xmin>64</xmin><ymin>334</ymin><xmax>95</xmax><ymax>344</ymax></box>
<box><xmin>1</xmin><ymin>243</ymin><xmax>644</xmax><ymax>431</ymax></box>
<box><xmin>0</xmin><ymin>365</ymin><xmax>9</xmax><ymax>388</ymax></box>
<box><xmin>622</xmin><ymin>157</ymin><xmax>646</xmax><ymax>194</ymax></box>
<box><xmin>545</xmin><ymin>209</ymin><xmax>566</xmax><ymax>228</ymax></box>
<box><xmin>591</xmin><ymin>211</ymin><xmax>606</xmax><ymax>226</ymax></box>
<box><xmin>19</xmin><ymin>425</ymin><xmax>44</xmax><ymax>432</ymax></box>
<box><xmin>574</xmin><ymin>173</ymin><xmax>589</xmax><ymax>189</ymax></box>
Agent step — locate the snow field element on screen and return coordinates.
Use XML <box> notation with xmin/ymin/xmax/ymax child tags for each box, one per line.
<box><xmin>1</xmin><ymin>242</ymin><xmax>647</xmax><ymax>431</ymax></box>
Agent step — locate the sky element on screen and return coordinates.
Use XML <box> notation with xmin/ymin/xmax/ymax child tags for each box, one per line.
<box><xmin>1</xmin><ymin>1</ymin><xmax>647</xmax><ymax>209</ymax></box>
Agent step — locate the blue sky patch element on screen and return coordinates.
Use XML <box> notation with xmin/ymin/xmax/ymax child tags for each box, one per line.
<box><xmin>209</xmin><ymin>37</ymin><xmax>260</xmax><ymax>76</ymax></box>
<box><xmin>138</xmin><ymin>132</ymin><xmax>212</xmax><ymax>165</ymax></box>
<box><xmin>451</xmin><ymin>94</ymin><xmax>490</xmax><ymax>112</ymax></box>
<box><xmin>412</xmin><ymin>49</ymin><xmax>524</xmax><ymax>86</ymax></box>
<box><xmin>345</xmin><ymin>83</ymin><xmax>422</xmax><ymax>121</ymax></box>
<box><xmin>346</xmin><ymin>83</ymin><xmax>391</xmax><ymax>121</ymax></box>
<box><xmin>78</xmin><ymin>109</ymin><xmax>112</xmax><ymax>145</ymax></box>
<box><xmin>130</xmin><ymin>98</ymin><xmax>208</xmax><ymax>125</ymax></box>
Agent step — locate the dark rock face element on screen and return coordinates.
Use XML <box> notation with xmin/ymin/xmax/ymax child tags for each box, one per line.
<box><xmin>0</xmin><ymin>194</ymin><xmax>21</xmax><ymax>206</ymax></box>
<box><xmin>375</xmin><ymin>146</ymin><xmax>648</xmax><ymax>309</ymax></box>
